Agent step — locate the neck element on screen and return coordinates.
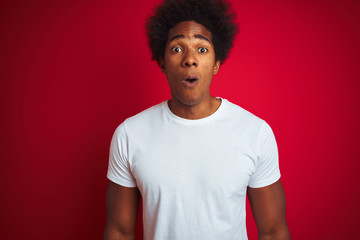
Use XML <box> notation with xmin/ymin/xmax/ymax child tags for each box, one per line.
<box><xmin>168</xmin><ymin>96</ymin><xmax>221</xmax><ymax>120</ymax></box>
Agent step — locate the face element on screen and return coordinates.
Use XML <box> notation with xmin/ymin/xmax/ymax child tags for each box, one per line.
<box><xmin>160</xmin><ymin>21</ymin><xmax>221</xmax><ymax>106</ymax></box>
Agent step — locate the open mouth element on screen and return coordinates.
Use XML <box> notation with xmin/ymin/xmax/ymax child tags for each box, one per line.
<box><xmin>185</xmin><ymin>78</ymin><xmax>198</xmax><ymax>82</ymax></box>
<box><xmin>183</xmin><ymin>74</ymin><xmax>199</xmax><ymax>87</ymax></box>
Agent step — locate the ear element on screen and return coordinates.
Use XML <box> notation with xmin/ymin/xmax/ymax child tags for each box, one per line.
<box><xmin>213</xmin><ymin>60</ymin><xmax>221</xmax><ymax>75</ymax></box>
<box><xmin>159</xmin><ymin>58</ymin><xmax>166</xmax><ymax>74</ymax></box>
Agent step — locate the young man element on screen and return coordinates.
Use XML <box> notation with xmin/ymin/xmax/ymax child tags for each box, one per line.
<box><xmin>104</xmin><ymin>0</ymin><xmax>290</xmax><ymax>239</ymax></box>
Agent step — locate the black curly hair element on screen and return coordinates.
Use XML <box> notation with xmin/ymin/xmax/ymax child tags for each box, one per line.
<box><xmin>146</xmin><ymin>0</ymin><xmax>238</xmax><ymax>64</ymax></box>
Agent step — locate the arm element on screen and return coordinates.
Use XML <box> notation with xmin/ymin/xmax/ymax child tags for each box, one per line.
<box><xmin>103</xmin><ymin>181</ymin><xmax>141</xmax><ymax>240</ymax></box>
<box><xmin>247</xmin><ymin>180</ymin><xmax>290</xmax><ymax>240</ymax></box>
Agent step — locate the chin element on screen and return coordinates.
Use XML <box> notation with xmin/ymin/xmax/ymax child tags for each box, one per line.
<box><xmin>176</xmin><ymin>94</ymin><xmax>204</xmax><ymax>106</ymax></box>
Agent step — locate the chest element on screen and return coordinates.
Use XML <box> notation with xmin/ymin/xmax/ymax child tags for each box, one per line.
<box><xmin>129</xmin><ymin>127</ymin><xmax>257</xmax><ymax>199</ymax></box>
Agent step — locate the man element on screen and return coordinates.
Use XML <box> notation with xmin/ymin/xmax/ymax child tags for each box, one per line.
<box><xmin>104</xmin><ymin>0</ymin><xmax>290</xmax><ymax>239</ymax></box>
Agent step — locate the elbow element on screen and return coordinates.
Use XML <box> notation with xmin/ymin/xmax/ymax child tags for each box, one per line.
<box><xmin>259</xmin><ymin>226</ymin><xmax>291</xmax><ymax>240</ymax></box>
<box><xmin>103</xmin><ymin>223</ymin><xmax>136</xmax><ymax>240</ymax></box>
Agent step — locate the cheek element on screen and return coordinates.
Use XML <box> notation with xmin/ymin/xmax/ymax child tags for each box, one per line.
<box><xmin>164</xmin><ymin>58</ymin><xmax>179</xmax><ymax>73</ymax></box>
<box><xmin>203</xmin><ymin>55</ymin><xmax>216</xmax><ymax>73</ymax></box>
<box><xmin>203</xmin><ymin>62</ymin><xmax>215</xmax><ymax>74</ymax></box>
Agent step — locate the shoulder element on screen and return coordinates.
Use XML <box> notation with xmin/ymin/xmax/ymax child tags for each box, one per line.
<box><xmin>114</xmin><ymin>101</ymin><xmax>165</xmax><ymax>137</ymax></box>
<box><xmin>125</xmin><ymin>102</ymin><xmax>163</xmax><ymax>124</ymax></box>
<box><xmin>221</xmin><ymin>98</ymin><xmax>266</xmax><ymax>132</ymax></box>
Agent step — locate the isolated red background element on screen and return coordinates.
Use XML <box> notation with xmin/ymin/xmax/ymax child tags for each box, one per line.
<box><xmin>1</xmin><ymin>0</ymin><xmax>359</xmax><ymax>239</ymax></box>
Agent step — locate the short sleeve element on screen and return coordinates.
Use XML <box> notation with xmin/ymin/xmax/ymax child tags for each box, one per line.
<box><xmin>107</xmin><ymin>123</ymin><xmax>137</xmax><ymax>187</ymax></box>
<box><xmin>248</xmin><ymin>121</ymin><xmax>281</xmax><ymax>188</ymax></box>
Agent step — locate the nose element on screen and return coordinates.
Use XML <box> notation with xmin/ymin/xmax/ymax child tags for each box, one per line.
<box><xmin>182</xmin><ymin>51</ymin><xmax>198</xmax><ymax>67</ymax></box>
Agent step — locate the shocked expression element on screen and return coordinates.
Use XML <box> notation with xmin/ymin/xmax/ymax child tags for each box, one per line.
<box><xmin>160</xmin><ymin>21</ymin><xmax>220</xmax><ymax>106</ymax></box>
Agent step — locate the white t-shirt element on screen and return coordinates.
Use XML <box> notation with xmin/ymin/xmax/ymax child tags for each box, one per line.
<box><xmin>107</xmin><ymin>98</ymin><xmax>280</xmax><ymax>240</ymax></box>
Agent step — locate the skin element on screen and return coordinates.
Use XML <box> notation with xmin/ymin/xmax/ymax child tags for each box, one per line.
<box><xmin>103</xmin><ymin>182</ymin><xmax>140</xmax><ymax>240</ymax></box>
<box><xmin>248</xmin><ymin>180</ymin><xmax>291</xmax><ymax>240</ymax></box>
<box><xmin>104</xmin><ymin>21</ymin><xmax>290</xmax><ymax>240</ymax></box>
<box><xmin>159</xmin><ymin>21</ymin><xmax>221</xmax><ymax>119</ymax></box>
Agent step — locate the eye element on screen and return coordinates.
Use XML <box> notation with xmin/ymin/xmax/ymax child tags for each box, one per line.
<box><xmin>197</xmin><ymin>47</ymin><xmax>208</xmax><ymax>53</ymax></box>
<box><xmin>171</xmin><ymin>47</ymin><xmax>183</xmax><ymax>53</ymax></box>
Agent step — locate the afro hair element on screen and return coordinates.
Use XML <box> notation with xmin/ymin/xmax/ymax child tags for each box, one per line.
<box><xmin>146</xmin><ymin>0</ymin><xmax>239</xmax><ymax>64</ymax></box>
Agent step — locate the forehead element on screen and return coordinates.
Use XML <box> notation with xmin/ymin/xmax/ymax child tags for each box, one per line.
<box><xmin>167</xmin><ymin>21</ymin><xmax>213</xmax><ymax>44</ymax></box>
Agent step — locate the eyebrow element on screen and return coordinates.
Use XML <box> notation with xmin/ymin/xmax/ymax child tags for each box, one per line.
<box><xmin>168</xmin><ymin>34</ymin><xmax>211</xmax><ymax>44</ymax></box>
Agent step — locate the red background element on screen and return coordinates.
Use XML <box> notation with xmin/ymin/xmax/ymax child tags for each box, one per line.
<box><xmin>1</xmin><ymin>0</ymin><xmax>359</xmax><ymax>239</ymax></box>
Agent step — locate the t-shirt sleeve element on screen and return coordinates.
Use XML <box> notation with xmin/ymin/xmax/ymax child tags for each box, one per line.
<box><xmin>107</xmin><ymin>123</ymin><xmax>137</xmax><ymax>187</ymax></box>
<box><xmin>248</xmin><ymin>121</ymin><xmax>281</xmax><ymax>188</ymax></box>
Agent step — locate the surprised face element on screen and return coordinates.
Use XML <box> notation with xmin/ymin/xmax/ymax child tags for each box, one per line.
<box><xmin>160</xmin><ymin>21</ymin><xmax>221</xmax><ymax>107</ymax></box>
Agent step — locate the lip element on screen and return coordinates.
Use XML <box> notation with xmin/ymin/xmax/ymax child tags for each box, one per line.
<box><xmin>182</xmin><ymin>79</ymin><xmax>199</xmax><ymax>88</ymax></box>
<box><xmin>182</xmin><ymin>73</ymin><xmax>199</xmax><ymax>88</ymax></box>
